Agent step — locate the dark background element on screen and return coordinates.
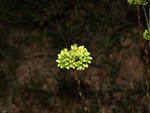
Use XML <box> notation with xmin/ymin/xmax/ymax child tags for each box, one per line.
<box><xmin>0</xmin><ymin>0</ymin><xmax>147</xmax><ymax>113</ymax></box>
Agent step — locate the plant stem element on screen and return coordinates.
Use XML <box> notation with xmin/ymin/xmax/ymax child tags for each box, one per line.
<box><xmin>143</xmin><ymin>5</ymin><xmax>149</xmax><ymax>29</ymax></box>
<box><xmin>137</xmin><ymin>5</ymin><xmax>144</xmax><ymax>47</ymax></box>
<box><xmin>145</xmin><ymin>40</ymin><xmax>150</xmax><ymax>111</ymax></box>
<box><xmin>74</xmin><ymin>68</ymin><xmax>90</xmax><ymax>113</ymax></box>
<box><xmin>137</xmin><ymin>4</ymin><xmax>150</xmax><ymax>111</ymax></box>
<box><xmin>145</xmin><ymin>3</ymin><xmax>150</xmax><ymax>111</ymax></box>
<box><xmin>149</xmin><ymin>3</ymin><xmax>150</xmax><ymax>28</ymax></box>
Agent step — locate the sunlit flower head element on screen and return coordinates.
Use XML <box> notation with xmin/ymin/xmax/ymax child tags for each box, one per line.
<box><xmin>143</xmin><ymin>29</ymin><xmax>150</xmax><ymax>40</ymax></box>
<box><xmin>56</xmin><ymin>44</ymin><xmax>92</xmax><ymax>70</ymax></box>
<box><xmin>127</xmin><ymin>0</ymin><xmax>148</xmax><ymax>5</ymax></box>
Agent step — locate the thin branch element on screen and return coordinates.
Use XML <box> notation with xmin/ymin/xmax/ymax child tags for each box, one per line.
<box><xmin>137</xmin><ymin>5</ymin><xmax>144</xmax><ymax>47</ymax></box>
<box><xmin>149</xmin><ymin>4</ymin><xmax>150</xmax><ymax>29</ymax></box>
<box><xmin>143</xmin><ymin>5</ymin><xmax>149</xmax><ymax>29</ymax></box>
<box><xmin>74</xmin><ymin>68</ymin><xmax>90</xmax><ymax>113</ymax></box>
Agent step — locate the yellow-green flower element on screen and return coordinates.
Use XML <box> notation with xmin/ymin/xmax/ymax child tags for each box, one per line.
<box><xmin>143</xmin><ymin>29</ymin><xmax>150</xmax><ymax>40</ymax></box>
<box><xmin>127</xmin><ymin>0</ymin><xmax>148</xmax><ymax>5</ymax></box>
<box><xmin>56</xmin><ymin>44</ymin><xmax>92</xmax><ymax>70</ymax></box>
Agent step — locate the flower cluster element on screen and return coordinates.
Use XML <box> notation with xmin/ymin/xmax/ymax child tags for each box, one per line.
<box><xmin>127</xmin><ymin>0</ymin><xmax>148</xmax><ymax>5</ymax></box>
<box><xmin>56</xmin><ymin>44</ymin><xmax>92</xmax><ymax>70</ymax></box>
<box><xmin>143</xmin><ymin>29</ymin><xmax>150</xmax><ymax>40</ymax></box>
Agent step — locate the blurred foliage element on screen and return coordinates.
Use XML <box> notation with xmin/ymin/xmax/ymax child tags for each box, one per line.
<box><xmin>0</xmin><ymin>0</ymin><xmax>129</xmax><ymax>47</ymax></box>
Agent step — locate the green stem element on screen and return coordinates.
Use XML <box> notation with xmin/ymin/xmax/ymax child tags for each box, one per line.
<box><xmin>74</xmin><ymin>68</ymin><xmax>90</xmax><ymax>113</ymax></box>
